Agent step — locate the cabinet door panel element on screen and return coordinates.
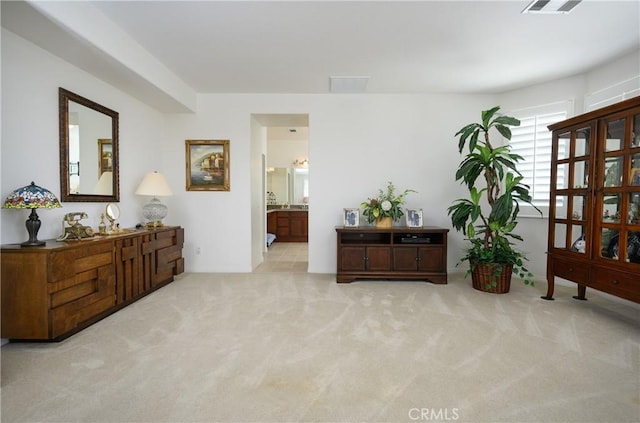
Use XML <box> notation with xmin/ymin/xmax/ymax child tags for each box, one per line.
<box><xmin>115</xmin><ymin>237</ymin><xmax>142</xmax><ymax>303</ymax></box>
<box><xmin>267</xmin><ymin>212</ymin><xmax>277</xmax><ymax>234</ymax></box>
<box><xmin>367</xmin><ymin>247</ymin><xmax>391</xmax><ymax>271</ymax></box>
<box><xmin>290</xmin><ymin>215</ymin><xmax>308</xmax><ymax>237</ymax></box>
<box><xmin>393</xmin><ymin>248</ymin><xmax>418</xmax><ymax>271</ymax></box>
<box><xmin>341</xmin><ymin>246</ymin><xmax>366</xmax><ymax>271</ymax></box>
<box><xmin>419</xmin><ymin>247</ymin><xmax>444</xmax><ymax>272</ymax></box>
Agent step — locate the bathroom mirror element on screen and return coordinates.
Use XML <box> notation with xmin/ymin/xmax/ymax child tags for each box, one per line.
<box><xmin>267</xmin><ymin>167</ymin><xmax>309</xmax><ymax>205</ymax></box>
<box><xmin>59</xmin><ymin>87</ymin><xmax>119</xmax><ymax>202</ymax></box>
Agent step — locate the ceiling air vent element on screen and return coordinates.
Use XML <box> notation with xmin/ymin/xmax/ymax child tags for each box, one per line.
<box><xmin>522</xmin><ymin>0</ymin><xmax>582</xmax><ymax>14</ymax></box>
<box><xmin>329</xmin><ymin>76</ymin><xmax>369</xmax><ymax>93</ymax></box>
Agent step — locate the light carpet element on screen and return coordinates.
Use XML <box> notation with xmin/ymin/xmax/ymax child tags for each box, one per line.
<box><xmin>1</xmin><ymin>272</ymin><xmax>639</xmax><ymax>423</ymax></box>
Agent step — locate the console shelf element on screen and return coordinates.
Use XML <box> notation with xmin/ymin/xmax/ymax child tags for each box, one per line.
<box><xmin>336</xmin><ymin>226</ymin><xmax>448</xmax><ymax>283</ymax></box>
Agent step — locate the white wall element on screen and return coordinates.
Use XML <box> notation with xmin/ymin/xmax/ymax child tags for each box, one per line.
<box><xmin>161</xmin><ymin>93</ymin><xmax>495</xmax><ymax>274</ymax></box>
<box><xmin>2</xmin><ymin>27</ymin><xmax>638</xmax><ymax>284</ymax></box>
<box><xmin>1</xmin><ymin>29</ymin><xmax>169</xmax><ymax>243</ymax></box>
<box><xmin>267</xmin><ymin>138</ymin><xmax>309</xmax><ymax>168</ymax></box>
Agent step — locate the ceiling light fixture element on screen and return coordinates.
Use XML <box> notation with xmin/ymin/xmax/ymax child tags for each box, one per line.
<box><xmin>522</xmin><ymin>0</ymin><xmax>582</xmax><ymax>14</ymax></box>
<box><xmin>329</xmin><ymin>76</ymin><xmax>370</xmax><ymax>93</ymax></box>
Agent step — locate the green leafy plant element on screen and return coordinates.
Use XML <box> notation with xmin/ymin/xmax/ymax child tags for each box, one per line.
<box><xmin>447</xmin><ymin>106</ymin><xmax>542</xmax><ymax>288</ymax></box>
<box><xmin>361</xmin><ymin>182</ymin><xmax>416</xmax><ymax>224</ymax></box>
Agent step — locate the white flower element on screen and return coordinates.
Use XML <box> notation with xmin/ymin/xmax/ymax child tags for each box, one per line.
<box><xmin>381</xmin><ymin>200</ymin><xmax>392</xmax><ymax>211</ymax></box>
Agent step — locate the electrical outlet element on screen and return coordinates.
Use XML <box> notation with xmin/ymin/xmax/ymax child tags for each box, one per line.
<box><xmin>196</xmin><ymin>247</ymin><xmax>201</xmax><ymax>255</ymax></box>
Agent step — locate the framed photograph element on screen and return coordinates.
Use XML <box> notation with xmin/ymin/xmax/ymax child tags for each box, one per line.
<box><xmin>406</xmin><ymin>208</ymin><xmax>423</xmax><ymax>228</ymax></box>
<box><xmin>186</xmin><ymin>140</ymin><xmax>230</xmax><ymax>191</ymax></box>
<box><xmin>98</xmin><ymin>139</ymin><xmax>112</xmax><ymax>175</ymax></box>
<box><xmin>630</xmin><ymin>168</ymin><xmax>640</xmax><ymax>186</ymax></box>
<box><xmin>343</xmin><ymin>208</ymin><xmax>360</xmax><ymax>227</ymax></box>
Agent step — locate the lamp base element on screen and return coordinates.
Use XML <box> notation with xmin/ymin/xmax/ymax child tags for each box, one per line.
<box><xmin>142</xmin><ymin>197</ymin><xmax>168</xmax><ymax>227</ymax></box>
<box><xmin>21</xmin><ymin>240</ymin><xmax>46</xmax><ymax>247</ymax></box>
<box><xmin>21</xmin><ymin>209</ymin><xmax>45</xmax><ymax>247</ymax></box>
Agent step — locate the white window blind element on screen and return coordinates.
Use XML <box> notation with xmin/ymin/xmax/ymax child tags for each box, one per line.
<box><xmin>508</xmin><ymin>102</ymin><xmax>570</xmax><ymax>215</ymax></box>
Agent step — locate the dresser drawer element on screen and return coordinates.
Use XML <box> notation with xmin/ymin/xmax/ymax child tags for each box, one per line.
<box><xmin>551</xmin><ymin>257</ymin><xmax>589</xmax><ymax>283</ymax></box>
<box><xmin>590</xmin><ymin>267</ymin><xmax>640</xmax><ymax>302</ymax></box>
<box><xmin>49</xmin><ymin>242</ymin><xmax>113</xmax><ymax>282</ymax></box>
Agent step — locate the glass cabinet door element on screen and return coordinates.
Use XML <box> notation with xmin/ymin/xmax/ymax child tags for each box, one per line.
<box><xmin>596</xmin><ymin>112</ymin><xmax>640</xmax><ymax>265</ymax></box>
<box><xmin>549</xmin><ymin>126</ymin><xmax>593</xmax><ymax>254</ymax></box>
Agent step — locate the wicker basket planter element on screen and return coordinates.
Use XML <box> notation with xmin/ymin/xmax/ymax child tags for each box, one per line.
<box><xmin>375</xmin><ymin>216</ymin><xmax>393</xmax><ymax>228</ymax></box>
<box><xmin>470</xmin><ymin>261</ymin><xmax>513</xmax><ymax>294</ymax></box>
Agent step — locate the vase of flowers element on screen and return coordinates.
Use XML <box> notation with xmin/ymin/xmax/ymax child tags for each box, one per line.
<box><xmin>361</xmin><ymin>182</ymin><xmax>415</xmax><ymax>227</ymax></box>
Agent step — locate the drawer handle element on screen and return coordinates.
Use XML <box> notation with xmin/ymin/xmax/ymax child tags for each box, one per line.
<box><xmin>612</xmin><ymin>279</ymin><xmax>619</xmax><ymax>285</ymax></box>
<box><xmin>568</xmin><ymin>267</ymin><xmax>574</xmax><ymax>272</ymax></box>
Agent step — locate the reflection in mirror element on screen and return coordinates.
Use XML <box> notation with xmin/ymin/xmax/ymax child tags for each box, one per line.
<box><xmin>59</xmin><ymin>88</ymin><xmax>119</xmax><ymax>202</ymax></box>
<box><xmin>266</xmin><ymin>167</ymin><xmax>309</xmax><ymax>206</ymax></box>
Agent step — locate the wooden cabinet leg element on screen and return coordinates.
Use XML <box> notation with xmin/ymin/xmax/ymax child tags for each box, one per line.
<box><xmin>573</xmin><ymin>284</ymin><xmax>588</xmax><ymax>300</ymax></box>
<box><xmin>541</xmin><ymin>277</ymin><xmax>555</xmax><ymax>300</ymax></box>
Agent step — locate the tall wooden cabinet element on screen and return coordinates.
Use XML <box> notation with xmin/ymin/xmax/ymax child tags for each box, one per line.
<box><xmin>1</xmin><ymin>226</ymin><xmax>184</xmax><ymax>341</ymax></box>
<box><xmin>545</xmin><ymin>97</ymin><xmax>640</xmax><ymax>303</ymax></box>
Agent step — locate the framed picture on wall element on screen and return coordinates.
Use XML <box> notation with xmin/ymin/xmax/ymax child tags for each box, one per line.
<box><xmin>185</xmin><ymin>140</ymin><xmax>230</xmax><ymax>191</ymax></box>
<box><xmin>343</xmin><ymin>208</ymin><xmax>360</xmax><ymax>228</ymax></box>
<box><xmin>98</xmin><ymin>139</ymin><xmax>112</xmax><ymax>175</ymax></box>
<box><xmin>406</xmin><ymin>208</ymin><xmax>423</xmax><ymax>228</ymax></box>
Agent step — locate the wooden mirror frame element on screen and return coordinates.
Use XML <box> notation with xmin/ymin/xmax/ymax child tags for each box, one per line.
<box><xmin>59</xmin><ymin>87</ymin><xmax>120</xmax><ymax>202</ymax></box>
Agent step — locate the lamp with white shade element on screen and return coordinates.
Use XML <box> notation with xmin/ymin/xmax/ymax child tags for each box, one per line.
<box><xmin>135</xmin><ymin>171</ymin><xmax>173</xmax><ymax>228</ymax></box>
<box><xmin>94</xmin><ymin>171</ymin><xmax>113</xmax><ymax>195</ymax></box>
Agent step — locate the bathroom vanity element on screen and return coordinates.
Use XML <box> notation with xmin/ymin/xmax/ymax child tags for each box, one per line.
<box><xmin>267</xmin><ymin>208</ymin><xmax>308</xmax><ymax>242</ymax></box>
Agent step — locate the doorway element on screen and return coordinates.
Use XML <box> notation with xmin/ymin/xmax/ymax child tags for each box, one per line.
<box><xmin>252</xmin><ymin>114</ymin><xmax>309</xmax><ymax>273</ymax></box>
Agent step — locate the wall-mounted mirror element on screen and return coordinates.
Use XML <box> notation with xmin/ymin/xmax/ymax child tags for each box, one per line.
<box><xmin>267</xmin><ymin>167</ymin><xmax>309</xmax><ymax>205</ymax></box>
<box><xmin>59</xmin><ymin>87</ymin><xmax>119</xmax><ymax>202</ymax></box>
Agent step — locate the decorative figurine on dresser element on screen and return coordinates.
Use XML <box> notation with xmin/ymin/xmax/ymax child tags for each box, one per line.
<box><xmin>545</xmin><ymin>96</ymin><xmax>640</xmax><ymax>303</ymax></box>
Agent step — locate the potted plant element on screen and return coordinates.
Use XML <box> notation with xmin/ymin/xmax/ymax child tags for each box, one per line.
<box><xmin>361</xmin><ymin>182</ymin><xmax>415</xmax><ymax>228</ymax></box>
<box><xmin>448</xmin><ymin>106</ymin><xmax>541</xmax><ymax>293</ymax></box>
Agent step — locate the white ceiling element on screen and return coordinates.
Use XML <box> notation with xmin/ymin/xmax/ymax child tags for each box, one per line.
<box><xmin>3</xmin><ymin>0</ymin><xmax>639</xmax><ymax>98</ymax></box>
<box><xmin>91</xmin><ymin>0</ymin><xmax>640</xmax><ymax>94</ymax></box>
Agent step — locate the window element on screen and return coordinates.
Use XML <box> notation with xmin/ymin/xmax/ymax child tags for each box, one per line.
<box><xmin>508</xmin><ymin>102</ymin><xmax>571</xmax><ymax>216</ymax></box>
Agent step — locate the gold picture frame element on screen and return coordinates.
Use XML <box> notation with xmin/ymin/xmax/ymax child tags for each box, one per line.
<box><xmin>185</xmin><ymin>140</ymin><xmax>230</xmax><ymax>191</ymax></box>
<box><xmin>98</xmin><ymin>139</ymin><xmax>112</xmax><ymax>175</ymax></box>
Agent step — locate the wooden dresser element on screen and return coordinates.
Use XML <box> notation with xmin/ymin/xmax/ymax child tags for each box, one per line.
<box><xmin>1</xmin><ymin>226</ymin><xmax>184</xmax><ymax>341</ymax></box>
<box><xmin>336</xmin><ymin>226</ymin><xmax>448</xmax><ymax>283</ymax></box>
